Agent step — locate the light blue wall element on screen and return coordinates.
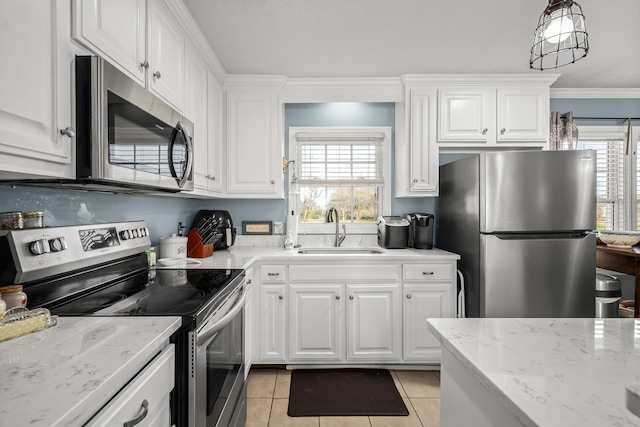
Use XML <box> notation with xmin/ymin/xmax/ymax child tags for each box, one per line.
<box><xmin>3</xmin><ymin>98</ymin><xmax>638</xmax><ymax>244</ymax></box>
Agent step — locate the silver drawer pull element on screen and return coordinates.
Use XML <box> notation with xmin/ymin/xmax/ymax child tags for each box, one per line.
<box><xmin>278</xmin><ymin>295</ymin><xmax>283</xmax><ymax>300</ymax></box>
<box><xmin>123</xmin><ymin>399</ymin><xmax>149</xmax><ymax>427</ymax></box>
<box><xmin>267</xmin><ymin>272</ymin><xmax>280</xmax><ymax>276</ymax></box>
<box><xmin>422</xmin><ymin>271</ymin><xmax>434</xmax><ymax>275</ymax></box>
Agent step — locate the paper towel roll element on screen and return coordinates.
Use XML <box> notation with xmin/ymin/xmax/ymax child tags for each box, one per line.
<box><xmin>286</xmin><ymin>214</ymin><xmax>299</xmax><ymax>245</ymax></box>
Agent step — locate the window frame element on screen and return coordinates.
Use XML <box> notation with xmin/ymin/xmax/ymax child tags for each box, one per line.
<box><xmin>577</xmin><ymin>125</ymin><xmax>640</xmax><ymax>230</ymax></box>
<box><xmin>288</xmin><ymin>126</ymin><xmax>392</xmax><ymax>235</ymax></box>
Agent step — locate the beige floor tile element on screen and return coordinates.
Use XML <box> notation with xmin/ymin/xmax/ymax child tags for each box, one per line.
<box><xmin>274</xmin><ymin>369</ymin><xmax>292</xmax><ymax>398</ymax></box>
<box><xmin>394</xmin><ymin>370</ymin><xmax>440</xmax><ymax>398</ymax></box>
<box><xmin>433</xmin><ymin>370</ymin><xmax>440</xmax><ymax>381</ymax></box>
<box><xmin>369</xmin><ymin>397</ymin><xmax>423</xmax><ymax>427</ymax></box>
<box><xmin>247</xmin><ymin>398</ymin><xmax>272</xmax><ymax>427</ymax></box>
<box><xmin>410</xmin><ymin>397</ymin><xmax>440</xmax><ymax>427</ymax></box>
<box><xmin>319</xmin><ymin>416</ymin><xmax>371</xmax><ymax>427</ymax></box>
<box><xmin>390</xmin><ymin>370</ymin><xmax>407</xmax><ymax>398</ymax></box>
<box><xmin>269</xmin><ymin>398</ymin><xmax>319</xmax><ymax>427</ymax></box>
<box><xmin>248</xmin><ymin>370</ymin><xmax>278</xmax><ymax>399</ymax></box>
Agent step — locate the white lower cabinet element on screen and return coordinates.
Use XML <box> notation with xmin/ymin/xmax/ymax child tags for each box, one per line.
<box><xmin>256</xmin><ymin>259</ymin><xmax>456</xmax><ymax>365</ymax></box>
<box><xmin>86</xmin><ymin>344</ymin><xmax>175</xmax><ymax>427</ymax></box>
<box><xmin>288</xmin><ymin>284</ymin><xmax>344</xmax><ymax>361</ymax></box>
<box><xmin>347</xmin><ymin>284</ymin><xmax>402</xmax><ymax>361</ymax></box>
<box><xmin>259</xmin><ymin>284</ymin><xmax>287</xmax><ymax>362</ymax></box>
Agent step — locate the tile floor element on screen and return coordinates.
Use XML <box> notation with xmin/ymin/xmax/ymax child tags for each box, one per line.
<box><xmin>246</xmin><ymin>367</ymin><xmax>441</xmax><ymax>427</ymax></box>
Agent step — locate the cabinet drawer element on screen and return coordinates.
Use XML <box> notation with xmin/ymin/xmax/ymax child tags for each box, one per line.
<box><xmin>87</xmin><ymin>344</ymin><xmax>175</xmax><ymax>427</ymax></box>
<box><xmin>261</xmin><ymin>265</ymin><xmax>287</xmax><ymax>283</ymax></box>
<box><xmin>403</xmin><ymin>263</ymin><xmax>453</xmax><ymax>281</ymax></box>
<box><xmin>290</xmin><ymin>264</ymin><xmax>399</xmax><ymax>281</ymax></box>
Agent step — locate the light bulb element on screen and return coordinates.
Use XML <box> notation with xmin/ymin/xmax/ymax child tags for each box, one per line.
<box><xmin>543</xmin><ymin>8</ymin><xmax>574</xmax><ymax>44</ymax></box>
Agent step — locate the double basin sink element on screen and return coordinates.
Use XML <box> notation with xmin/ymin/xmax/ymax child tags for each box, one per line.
<box><xmin>297</xmin><ymin>247</ymin><xmax>386</xmax><ymax>255</ymax></box>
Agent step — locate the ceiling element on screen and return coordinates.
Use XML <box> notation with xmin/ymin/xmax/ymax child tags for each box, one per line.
<box><xmin>183</xmin><ymin>0</ymin><xmax>640</xmax><ymax>89</ymax></box>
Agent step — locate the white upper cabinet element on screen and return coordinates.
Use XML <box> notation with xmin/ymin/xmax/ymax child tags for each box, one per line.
<box><xmin>185</xmin><ymin>41</ymin><xmax>209</xmax><ymax>192</ymax></box>
<box><xmin>206</xmin><ymin>69</ymin><xmax>224</xmax><ymax>193</ymax></box>
<box><xmin>73</xmin><ymin>0</ymin><xmax>186</xmax><ymax>112</ymax></box>
<box><xmin>226</xmin><ymin>81</ymin><xmax>285</xmax><ymax>198</ymax></box>
<box><xmin>72</xmin><ymin>0</ymin><xmax>146</xmax><ymax>85</ymax></box>
<box><xmin>408</xmin><ymin>88</ymin><xmax>438</xmax><ymax>194</ymax></box>
<box><xmin>438</xmin><ymin>83</ymin><xmax>551</xmax><ymax>149</ymax></box>
<box><xmin>0</xmin><ymin>0</ymin><xmax>73</xmax><ymax>179</ymax></box>
<box><xmin>148</xmin><ymin>0</ymin><xmax>185</xmax><ymax>111</ymax></box>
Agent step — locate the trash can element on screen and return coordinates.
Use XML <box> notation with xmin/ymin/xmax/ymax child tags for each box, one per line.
<box><xmin>595</xmin><ymin>273</ymin><xmax>621</xmax><ymax>318</ymax></box>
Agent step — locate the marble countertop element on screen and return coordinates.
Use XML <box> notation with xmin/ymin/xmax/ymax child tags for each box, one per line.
<box><xmin>427</xmin><ymin>318</ymin><xmax>640</xmax><ymax>427</ymax></box>
<box><xmin>156</xmin><ymin>244</ymin><xmax>460</xmax><ymax>270</ymax></box>
<box><xmin>0</xmin><ymin>316</ymin><xmax>181</xmax><ymax>426</ymax></box>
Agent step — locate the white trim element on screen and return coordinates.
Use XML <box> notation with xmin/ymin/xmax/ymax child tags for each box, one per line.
<box><xmin>551</xmin><ymin>88</ymin><xmax>640</xmax><ymax>98</ymax></box>
<box><xmin>402</xmin><ymin>74</ymin><xmax>560</xmax><ymax>86</ymax></box>
<box><xmin>224</xmin><ymin>74</ymin><xmax>288</xmax><ymax>88</ymax></box>
<box><xmin>288</xmin><ymin>126</ymin><xmax>392</xmax><ymax>235</ymax></box>
<box><xmin>283</xmin><ymin>77</ymin><xmax>403</xmax><ymax>103</ymax></box>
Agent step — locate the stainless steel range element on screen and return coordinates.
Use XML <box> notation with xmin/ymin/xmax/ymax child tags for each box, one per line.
<box><xmin>0</xmin><ymin>221</ymin><xmax>246</xmax><ymax>427</ymax></box>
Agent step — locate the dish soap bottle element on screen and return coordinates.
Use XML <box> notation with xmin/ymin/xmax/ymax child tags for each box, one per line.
<box><xmin>284</xmin><ymin>231</ymin><xmax>295</xmax><ymax>249</ymax></box>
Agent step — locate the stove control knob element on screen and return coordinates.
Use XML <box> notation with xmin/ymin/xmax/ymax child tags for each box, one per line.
<box><xmin>30</xmin><ymin>239</ymin><xmax>51</xmax><ymax>255</ymax></box>
<box><xmin>49</xmin><ymin>237</ymin><xmax>68</xmax><ymax>252</ymax></box>
<box><xmin>139</xmin><ymin>228</ymin><xmax>147</xmax><ymax>237</ymax></box>
<box><xmin>132</xmin><ymin>229</ymin><xmax>139</xmax><ymax>238</ymax></box>
<box><xmin>120</xmin><ymin>230</ymin><xmax>131</xmax><ymax>240</ymax></box>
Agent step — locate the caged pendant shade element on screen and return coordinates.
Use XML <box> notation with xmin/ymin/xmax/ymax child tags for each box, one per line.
<box><xmin>530</xmin><ymin>0</ymin><xmax>588</xmax><ymax>70</ymax></box>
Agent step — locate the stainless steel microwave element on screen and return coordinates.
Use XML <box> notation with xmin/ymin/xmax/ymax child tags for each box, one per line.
<box><xmin>74</xmin><ymin>55</ymin><xmax>194</xmax><ymax>192</ymax></box>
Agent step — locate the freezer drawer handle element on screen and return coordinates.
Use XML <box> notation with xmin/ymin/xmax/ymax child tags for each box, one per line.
<box><xmin>123</xmin><ymin>399</ymin><xmax>148</xmax><ymax>427</ymax></box>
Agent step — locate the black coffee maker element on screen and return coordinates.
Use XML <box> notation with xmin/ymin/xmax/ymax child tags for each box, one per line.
<box><xmin>192</xmin><ymin>210</ymin><xmax>236</xmax><ymax>250</ymax></box>
<box><xmin>406</xmin><ymin>213</ymin><xmax>434</xmax><ymax>249</ymax></box>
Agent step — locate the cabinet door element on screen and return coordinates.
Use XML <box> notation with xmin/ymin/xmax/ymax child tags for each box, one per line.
<box><xmin>346</xmin><ymin>284</ymin><xmax>401</xmax><ymax>361</ymax></box>
<box><xmin>149</xmin><ymin>0</ymin><xmax>185</xmax><ymax>112</ymax></box>
<box><xmin>409</xmin><ymin>88</ymin><xmax>438</xmax><ymax>194</ymax></box>
<box><xmin>438</xmin><ymin>88</ymin><xmax>494</xmax><ymax>142</ymax></box>
<box><xmin>72</xmin><ymin>0</ymin><xmax>146</xmax><ymax>85</ymax></box>
<box><xmin>243</xmin><ymin>269</ymin><xmax>254</xmax><ymax>379</ymax></box>
<box><xmin>259</xmin><ymin>284</ymin><xmax>287</xmax><ymax>362</ymax></box>
<box><xmin>403</xmin><ymin>283</ymin><xmax>453</xmax><ymax>362</ymax></box>
<box><xmin>206</xmin><ymin>70</ymin><xmax>224</xmax><ymax>193</ymax></box>
<box><xmin>497</xmin><ymin>87</ymin><xmax>547</xmax><ymax>142</ymax></box>
<box><xmin>226</xmin><ymin>90</ymin><xmax>282</xmax><ymax>197</ymax></box>
<box><xmin>288</xmin><ymin>284</ymin><xmax>344</xmax><ymax>361</ymax></box>
<box><xmin>185</xmin><ymin>41</ymin><xmax>209</xmax><ymax>191</ymax></box>
<box><xmin>0</xmin><ymin>0</ymin><xmax>73</xmax><ymax>179</ymax></box>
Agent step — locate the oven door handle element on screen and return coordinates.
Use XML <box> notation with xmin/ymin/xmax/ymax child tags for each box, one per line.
<box><xmin>196</xmin><ymin>289</ymin><xmax>245</xmax><ymax>346</ymax></box>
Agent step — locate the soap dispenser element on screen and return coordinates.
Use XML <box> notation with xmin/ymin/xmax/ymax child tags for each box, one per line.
<box><xmin>284</xmin><ymin>231</ymin><xmax>295</xmax><ymax>249</ymax></box>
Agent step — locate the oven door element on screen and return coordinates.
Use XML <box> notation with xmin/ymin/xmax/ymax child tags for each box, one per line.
<box><xmin>190</xmin><ymin>284</ymin><xmax>246</xmax><ymax>427</ymax></box>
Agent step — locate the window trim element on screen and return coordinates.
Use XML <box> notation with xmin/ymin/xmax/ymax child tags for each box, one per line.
<box><xmin>577</xmin><ymin>125</ymin><xmax>640</xmax><ymax>230</ymax></box>
<box><xmin>288</xmin><ymin>126</ymin><xmax>392</xmax><ymax>235</ymax></box>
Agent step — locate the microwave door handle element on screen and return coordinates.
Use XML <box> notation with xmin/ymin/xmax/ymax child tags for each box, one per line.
<box><xmin>168</xmin><ymin>121</ymin><xmax>193</xmax><ymax>189</ymax></box>
<box><xmin>196</xmin><ymin>288</ymin><xmax>246</xmax><ymax>347</ymax></box>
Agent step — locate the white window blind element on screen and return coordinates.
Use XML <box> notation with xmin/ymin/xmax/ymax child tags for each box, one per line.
<box><xmin>576</xmin><ymin>134</ymin><xmax>628</xmax><ymax>230</ymax></box>
<box><xmin>294</xmin><ymin>133</ymin><xmax>384</xmax><ymax>186</ymax></box>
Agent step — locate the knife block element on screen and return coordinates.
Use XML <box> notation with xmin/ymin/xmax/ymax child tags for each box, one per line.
<box><xmin>186</xmin><ymin>229</ymin><xmax>213</xmax><ymax>258</ymax></box>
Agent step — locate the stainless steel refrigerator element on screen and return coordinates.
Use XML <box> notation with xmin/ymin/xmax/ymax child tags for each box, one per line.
<box><xmin>438</xmin><ymin>150</ymin><xmax>596</xmax><ymax>318</ymax></box>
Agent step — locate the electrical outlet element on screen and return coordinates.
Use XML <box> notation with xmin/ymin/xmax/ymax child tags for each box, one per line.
<box><xmin>274</xmin><ymin>222</ymin><xmax>284</xmax><ymax>234</ymax></box>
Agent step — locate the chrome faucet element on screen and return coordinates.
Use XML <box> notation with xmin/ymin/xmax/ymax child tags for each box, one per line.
<box><xmin>326</xmin><ymin>207</ymin><xmax>346</xmax><ymax>247</ymax></box>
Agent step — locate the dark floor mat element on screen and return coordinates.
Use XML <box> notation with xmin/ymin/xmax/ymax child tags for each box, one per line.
<box><xmin>287</xmin><ymin>368</ymin><xmax>409</xmax><ymax>417</ymax></box>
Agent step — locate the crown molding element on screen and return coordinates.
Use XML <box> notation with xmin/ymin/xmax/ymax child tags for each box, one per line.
<box><xmin>550</xmin><ymin>88</ymin><xmax>640</xmax><ymax>98</ymax></box>
<box><xmin>224</xmin><ymin>75</ymin><xmax>288</xmax><ymax>89</ymax></box>
<box><xmin>402</xmin><ymin>74</ymin><xmax>560</xmax><ymax>86</ymax></box>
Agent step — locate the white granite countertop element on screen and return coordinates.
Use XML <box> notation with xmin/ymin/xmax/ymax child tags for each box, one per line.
<box><xmin>156</xmin><ymin>244</ymin><xmax>460</xmax><ymax>270</ymax></box>
<box><xmin>0</xmin><ymin>316</ymin><xmax>181</xmax><ymax>426</ymax></box>
<box><xmin>427</xmin><ymin>318</ymin><xmax>640</xmax><ymax>426</ymax></box>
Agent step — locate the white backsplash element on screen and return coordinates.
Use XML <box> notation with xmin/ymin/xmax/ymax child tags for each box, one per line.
<box><xmin>235</xmin><ymin>234</ymin><xmax>378</xmax><ymax>248</ymax></box>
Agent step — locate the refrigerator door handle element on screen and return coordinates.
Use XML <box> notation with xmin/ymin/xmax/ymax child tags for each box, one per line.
<box><xmin>490</xmin><ymin>231</ymin><xmax>592</xmax><ymax>240</ymax></box>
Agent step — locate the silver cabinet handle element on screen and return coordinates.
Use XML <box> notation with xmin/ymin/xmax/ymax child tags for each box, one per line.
<box><xmin>211</xmin><ymin>176</ymin><xmax>216</xmax><ymax>181</ymax></box>
<box><xmin>336</xmin><ymin>295</ymin><xmax>341</xmax><ymax>300</ymax></box>
<box><xmin>246</xmin><ymin>279</ymin><xmax>252</xmax><ymax>284</ymax></box>
<box><xmin>423</xmin><ymin>271</ymin><xmax>434</xmax><ymax>275</ymax></box>
<box><xmin>500</xmin><ymin>128</ymin><xmax>506</xmax><ymax>135</ymax></box>
<box><xmin>270</xmin><ymin>180</ymin><xmax>275</xmax><ymax>184</ymax></box>
<box><xmin>406</xmin><ymin>294</ymin><xmax>412</xmax><ymax>299</ymax></box>
<box><xmin>268</xmin><ymin>272</ymin><xmax>280</xmax><ymax>276</ymax></box>
<box><xmin>482</xmin><ymin>128</ymin><xmax>488</xmax><ymax>135</ymax></box>
<box><xmin>349</xmin><ymin>295</ymin><xmax>354</xmax><ymax>300</ymax></box>
<box><xmin>413</xmin><ymin>178</ymin><xmax>418</xmax><ymax>183</ymax></box>
<box><xmin>60</xmin><ymin>127</ymin><xmax>75</xmax><ymax>137</ymax></box>
<box><xmin>140</xmin><ymin>60</ymin><xmax>149</xmax><ymax>68</ymax></box>
<box><xmin>123</xmin><ymin>399</ymin><xmax>149</xmax><ymax>427</ymax></box>
<box><xmin>278</xmin><ymin>295</ymin><xmax>283</xmax><ymax>300</ymax></box>
<box><xmin>153</xmin><ymin>71</ymin><xmax>161</xmax><ymax>79</ymax></box>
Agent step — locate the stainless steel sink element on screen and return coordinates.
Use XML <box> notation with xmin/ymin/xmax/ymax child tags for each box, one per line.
<box><xmin>297</xmin><ymin>247</ymin><xmax>386</xmax><ymax>255</ymax></box>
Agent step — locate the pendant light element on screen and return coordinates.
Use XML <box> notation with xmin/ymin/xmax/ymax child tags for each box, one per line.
<box><xmin>530</xmin><ymin>0</ymin><xmax>588</xmax><ymax>70</ymax></box>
